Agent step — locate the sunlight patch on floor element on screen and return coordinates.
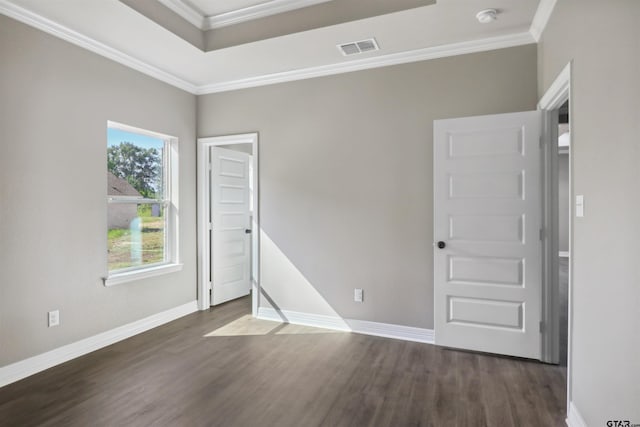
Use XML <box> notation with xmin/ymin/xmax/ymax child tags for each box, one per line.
<box><xmin>204</xmin><ymin>315</ymin><xmax>344</xmax><ymax>337</ymax></box>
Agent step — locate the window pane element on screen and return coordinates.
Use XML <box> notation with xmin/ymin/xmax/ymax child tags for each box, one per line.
<box><xmin>107</xmin><ymin>128</ymin><xmax>164</xmax><ymax>199</ymax></box>
<box><xmin>107</xmin><ymin>203</ymin><xmax>166</xmax><ymax>271</ymax></box>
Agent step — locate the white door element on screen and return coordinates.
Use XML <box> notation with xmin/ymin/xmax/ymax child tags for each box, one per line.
<box><xmin>433</xmin><ymin>111</ymin><xmax>542</xmax><ymax>359</ymax></box>
<box><xmin>210</xmin><ymin>147</ymin><xmax>251</xmax><ymax>305</ymax></box>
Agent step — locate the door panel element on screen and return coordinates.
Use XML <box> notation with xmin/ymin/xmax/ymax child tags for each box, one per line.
<box><xmin>211</xmin><ymin>147</ymin><xmax>251</xmax><ymax>306</ymax></box>
<box><xmin>434</xmin><ymin>111</ymin><xmax>542</xmax><ymax>359</ymax></box>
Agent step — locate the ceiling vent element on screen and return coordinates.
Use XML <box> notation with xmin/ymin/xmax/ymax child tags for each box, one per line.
<box><xmin>337</xmin><ymin>38</ymin><xmax>379</xmax><ymax>56</ymax></box>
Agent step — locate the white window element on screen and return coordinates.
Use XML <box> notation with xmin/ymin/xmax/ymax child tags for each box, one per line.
<box><xmin>104</xmin><ymin>121</ymin><xmax>181</xmax><ymax>286</ymax></box>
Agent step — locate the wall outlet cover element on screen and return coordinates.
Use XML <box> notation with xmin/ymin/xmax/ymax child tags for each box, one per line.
<box><xmin>48</xmin><ymin>310</ymin><xmax>60</xmax><ymax>327</ymax></box>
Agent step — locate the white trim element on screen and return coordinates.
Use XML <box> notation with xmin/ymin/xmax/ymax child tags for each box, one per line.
<box><xmin>0</xmin><ymin>0</ymin><xmax>198</xmax><ymax>94</ymax></box>
<box><xmin>257</xmin><ymin>307</ymin><xmax>351</xmax><ymax>331</ymax></box>
<box><xmin>157</xmin><ymin>0</ymin><xmax>205</xmax><ymax>29</ymax></box>
<box><xmin>0</xmin><ymin>301</ymin><xmax>198</xmax><ymax>388</ymax></box>
<box><xmin>566</xmin><ymin>401</ymin><xmax>588</xmax><ymax>427</ymax></box>
<box><xmin>197</xmin><ymin>133</ymin><xmax>260</xmax><ymax>315</ymax></box>
<box><xmin>204</xmin><ymin>0</ymin><xmax>331</xmax><ymax>30</ymax></box>
<box><xmin>256</xmin><ymin>307</ymin><xmax>435</xmax><ymax>344</ymax></box>
<box><xmin>538</xmin><ymin>62</ymin><xmax>571</xmax><ymax>110</ymax></box>
<box><xmin>346</xmin><ymin>319</ymin><xmax>434</xmax><ymax>344</ymax></box>
<box><xmin>529</xmin><ymin>0</ymin><xmax>558</xmax><ymax>42</ymax></box>
<box><xmin>104</xmin><ymin>263</ymin><xmax>183</xmax><ymax>286</ymax></box>
<box><xmin>559</xmin><ymin>251</ymin><xmax>570</xmax><ymax>258</ymax></box>
<box><xmin>538</xmin><ymin>61</ymin><xmax>573</xmax><ymax>416</ymax></box>
<box><xmin>196</xmin><ymin>32</ymin><xmax>535</xmax><ymax>94</ymax></box>
<box><xmin>157</xmin><ymin>0</ymin><xmax>331</xmax><ymax>30</ymax></box>
<box><xmin>107</xmin><ymin>120</ymin><xmax>177</xmax><ymax>141</ymax></box>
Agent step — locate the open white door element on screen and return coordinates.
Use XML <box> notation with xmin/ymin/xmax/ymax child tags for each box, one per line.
<box><xmin>210</xmin><ymin>146</ymin><xmax>251</xmax><ymax>306</ymax></box>
<box><xmin>434</xmin><ymin>111</ymin><xmax>542</xmax><ymax>359</ymax></box>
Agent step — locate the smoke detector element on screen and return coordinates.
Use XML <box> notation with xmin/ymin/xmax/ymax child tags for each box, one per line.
<box><xmin>476</xmin><ymin>9</ymin><xmax>498</xmax><ymax>23</ymax></box>
<box><xmin>337</xmin><ymin>38</ymin><xmax>379</xmax><ymax>56</ymax></box>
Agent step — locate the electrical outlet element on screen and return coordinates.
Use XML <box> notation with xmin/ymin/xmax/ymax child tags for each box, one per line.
<box><xmin>354</xmin><ymin>288</ymin><xmax>363</xmax><ymax>303</ymax></box>
<box><xmin>48</xmin><ymin>310</ymin><xmax>60</xmax><ymax>327</ymax></box>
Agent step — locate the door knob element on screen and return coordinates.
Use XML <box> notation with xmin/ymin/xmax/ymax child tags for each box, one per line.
<box><xmin>437</xmin><ymin>241</ymin><xmax>446</xmax><ymax>249</ymax></box>
<box><xmin>245</xmin><ymin>229</ymin><xmax>252</xmax><ymax>234</ymax></box>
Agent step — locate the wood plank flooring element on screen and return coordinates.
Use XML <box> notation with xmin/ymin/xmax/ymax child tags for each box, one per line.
<box><xmin>0</xmin><ymin>297</ymin><xmax>566</xmax><ymax>427</ymax></box>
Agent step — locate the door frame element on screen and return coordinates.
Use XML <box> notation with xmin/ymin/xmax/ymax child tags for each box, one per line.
<box><xmin>197</xmin><ymin>133</ymin><xmax>260</xmax><ymax>316</ymax></box>
<box><xmin>538</xmin><ymin>62</ymin><xmax>572</xmax><ymax>408</ymax></box>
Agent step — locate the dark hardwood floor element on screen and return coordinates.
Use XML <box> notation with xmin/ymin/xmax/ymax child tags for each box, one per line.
<box><xmin>0</xmin><ymin>297</ymin><xmax>567</xmax><ymax>426</ymax></box>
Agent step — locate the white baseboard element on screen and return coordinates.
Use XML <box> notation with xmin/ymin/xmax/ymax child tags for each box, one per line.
<box><xmin>566</xmin><ymin>401</ymin><xmax>588</xmax><ymax>427</ymax></box>
<box><xmin>346</xmin><ymin>318</ymin><xmax>434</xmax><ymax>344</ymax></box>
<box><xmin>257</xmin><ymin>307</ymin><xmax>351</xmax><ymax>331</ymax></box>
<box><xmin>0</xmin><ymin>300</ymin><xmax>198</xmax><ymax>388</ymax></box>
<box><xmin>256</xmin><ymin>307</ymin><xmax>434</xmax><ymax>344</ymax></box>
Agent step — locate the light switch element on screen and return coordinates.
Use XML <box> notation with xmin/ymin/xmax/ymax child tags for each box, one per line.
<box><xmin>576</xmin><ymin>195</ymin><xmax>584</xmax><ymax>217</ymax></box>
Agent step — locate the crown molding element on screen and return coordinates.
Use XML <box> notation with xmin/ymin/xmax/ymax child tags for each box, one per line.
<box><xmin>157</xmin><ymin>0</ymin><xmax>204</xmax><ymax>29</ymax></box>
<box><xmin>0</xmin><ymin>0</ymin><xmax>199</xmax><ymax>94</ymax></box>
<box><xmin>204</xmin><ymin>0</ymin><xmax>331</xmax><ymax>30</ymax></box>
<box><xmin>157</xmin><ymin>0</ymin><xmax>331</xmax><ymax>31</ymax></box>
<box><xmin>530</xmin><ymin>0</ymin><xmax>558</xmax><ymax>42</ymax></box>
<box><xmin>196</xmin><ymin>31</ymin><xmax>536</xmax><ymax>94</ymax></box>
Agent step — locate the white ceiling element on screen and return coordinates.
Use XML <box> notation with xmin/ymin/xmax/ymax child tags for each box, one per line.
<box><xmin>0</xmin><ymin>0</ymin><xmax>553</xmax><ymax>94</ymax></box>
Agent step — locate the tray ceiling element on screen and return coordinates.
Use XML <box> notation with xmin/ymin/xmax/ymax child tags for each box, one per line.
<box><xmin>0</xmin><ymin>0</ymin><xmax>551</xmax><ymax>94</ymax></box>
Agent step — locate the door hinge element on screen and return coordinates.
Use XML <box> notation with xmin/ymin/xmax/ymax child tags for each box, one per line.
<box><xmin>539</xmin><ymin>228</ymin><xmax>544</xmax><ymax>240</ymax></box>
<box><xmin>208</xmin><ymin>222</ymin><xmax>213</xmax><ymax>231</ymax></box>
<box><xmin>539</xmin><ymin>136</ymin><xmax>544</xmax><ymax>149</ymax></box>
<box><xmin>208</xmin><ymin>281</ymin><xmax>212</xmax><ymax>291</ymax></box>
<box><xmin>539</xmin><ymin>321</ymin><xmax>545</xmax><ymax>333</ymax></box>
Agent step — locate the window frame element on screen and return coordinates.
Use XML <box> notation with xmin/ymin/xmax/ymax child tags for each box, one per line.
<box><xmin>104</xmin><ymin>121</ymin><xmax>182</xmax><ymax>286</ymax></box>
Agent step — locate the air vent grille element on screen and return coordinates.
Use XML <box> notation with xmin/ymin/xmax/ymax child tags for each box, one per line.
<box><xmin>338</xmin><ymin>38</ymin><xmax>379</xmax><ymax>56</ymax></box>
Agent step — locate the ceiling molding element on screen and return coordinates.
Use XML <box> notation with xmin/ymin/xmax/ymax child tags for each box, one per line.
<box><xmin>529</xmin><ymin>0</ymin><xmax>558</xmax><ymax>42</ymax></box>
<box><xmin>157</xmin><ymin>0</ymin><xmax>332</xmax><ymax>31</ymax></box>
<box><xmin>0</xmin><ymin>0</ymin><xmax>198</xmax><ymax>93</ymax></box>
<box><xmin>1</xmin><ymin>0</ymin><xmax>537</xmax><ymax>97</ymax></box>
<box><xmin>157</xmin><ymin>0</ymin><xmax>204</xmax><ymax>29</ymax></box>
<box><xmin>195</xmin><ymin>32</ymin><xmax>536</xmax><ymax>94</ymax></box>
<box><xmin>204</xmin><ymin>0</ymin><xmax>332</xmax><ymax>30</ymax></box>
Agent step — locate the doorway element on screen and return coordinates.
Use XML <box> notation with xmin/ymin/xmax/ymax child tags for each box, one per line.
<box><xmin>537</xmin><ymin>62</ymin><xmax>573</xmax><ymax>417</ymax></box>
<box><xmin>557</xmin><ymin>100</ymin><xmax>570</xmax><ymax>366</ymax></box>
<box><xmin>197</xmin><ymin>133</ymin><xmax>260</xmax><ymax>316</ymax></box>
<box><xmin>432</xmin><ymin>62</ymin><xmax>573</xmax><ymax>416</ymax></box>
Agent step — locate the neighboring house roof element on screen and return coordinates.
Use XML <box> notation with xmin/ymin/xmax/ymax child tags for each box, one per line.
<box><xmin>107</xmin><ymin>171</ymin><xmax>142</xmax><ymax>197</ymax></box>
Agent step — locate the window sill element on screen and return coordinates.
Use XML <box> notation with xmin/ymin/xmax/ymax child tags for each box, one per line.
<box><xmin>103</xmin><ymin>263</ymin><xmax>183</xmax><ymax>287</ymax></box>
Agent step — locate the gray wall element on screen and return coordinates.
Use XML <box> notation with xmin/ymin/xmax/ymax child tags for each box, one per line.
<box><xmin>198</xmin><ymin>45</ymin><xmax>538</xmax><ymax>328</ymax></box>
<box><xmin>539</xmin><ymin>0</ymin><xmax>640</xmax><ymax>424</ymax></box>
<box><xmin>0</xmin><ymin>16</ymin><xmax>197</xmax><ymax>366</ymax></box>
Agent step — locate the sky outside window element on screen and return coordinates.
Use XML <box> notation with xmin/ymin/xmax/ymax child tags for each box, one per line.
<box><xmin>107</xmin><ymin>128</ymin><xmax>164</xmax><ymax>149</ymax></box>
